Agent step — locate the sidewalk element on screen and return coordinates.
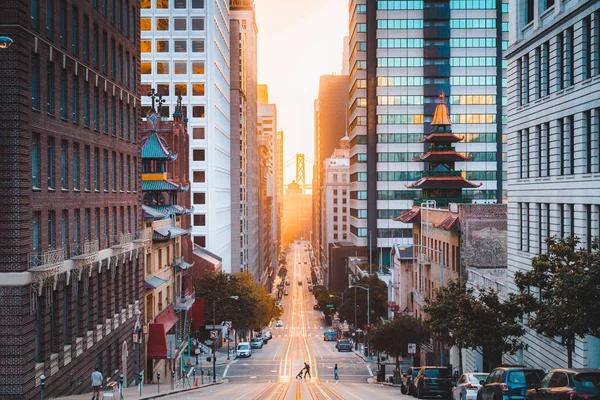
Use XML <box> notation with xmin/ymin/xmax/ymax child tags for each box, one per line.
<box><xmin>52</xmin><ymin>381</ymin><xmax>221</xmax><ymax>400</ymax></box>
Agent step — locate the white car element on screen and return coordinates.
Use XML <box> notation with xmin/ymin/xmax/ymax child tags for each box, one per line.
<box><xmin>452</xmin><ymin>373</ymin><xmax>489</xmax><ymax>400</ymax></box>
<box><xmin>275</xmin><ymin>320</ymin><xmax>283</xmax><ymax>327</ymax></box>
<box><xmin>236</xmin><ymin>342</ymin><xmax>252</xmax><ymax>358</ymax></box>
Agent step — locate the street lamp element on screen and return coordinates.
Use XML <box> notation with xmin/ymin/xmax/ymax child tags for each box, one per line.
<box><xmin>39</xmin><ymin>374</ymin><xmax>45</xmax><ymax>400</ymax></box>
<box><xmin>0</xmin><ymin>36</ymin><xmax>13</xmax><ymax>49</ymax></box>
<box><xmin>349</xmin><ymin>285</ymin><xmax>370</xmax><ymax>327</ymax></box>
<box><xmin>212</xmin><ymin>296</ymin><xmax>239</xmax><ymax>382</ymax></box>
<box><xmin>329</xmin><ymin>293</ymin><xmax>344</xmax><ymax>303</ymax></box>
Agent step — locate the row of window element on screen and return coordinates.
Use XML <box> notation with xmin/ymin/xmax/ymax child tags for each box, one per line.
<box><xmin>378</xmin><ymin>76</ymin><xmax>424</xmax><ymax>87</ymax></box>
<box><xmin>450</xmin><ymin>75</ymin><xmax>498</xmax><ymax>86</ymax></box>
<box><xmin>450</xmin><ymin>37</ymin><xmax>497</xmax><ymax>48</ymax></box>
<box><xmin>140</xmin><ymin>16</ymin><xmax>204</xmax><ymax>31</ymax></box>
<box><xmin>517</xmin><ymin>110</ymin><xmax>600</xmax><ymax>179</ymax></box>
<box><xmin>141</xmin><ymin>104</ymin><xmax>205</xmax><ymax>118</ymax></box>
<box><xmin>141</xmin><ymin>61</ymin><xmax>205</xmax><ymax>76</ymax></box>
<box><xmin>32</xmin><ymin>135</ymin><xmax>137</xmax><ymax>194</ymax></box>
<box><xmin>377</xmin><ymin>0</ymin><xmax>424</xmax><ymax>10</ymax></box>
<box><xmin>517</xmin><ymin>14</ymin><xmax>600</xmax><ymax>106</ymax></box>
<box><xmin>377</xmin><ymin>19</ymin><xmax>424</xmax><ymax>29</ymax></box>
<box><xmin>32</xmin><ymin>206</ymin><xmax>138</xmax><ymax>257</ymax></box>
<box><xmin>377</xmin><ymin>57</ymin><xmax>423</xmax><ymax>68</ymax></box>
<box><xmin>518</xmin><ymin>203</ymin><xmax>599</xmax><ymax>254</ymax></box>
<box><xmin>140</xmin><ymin>83</ymin><xmax>205</xmax><ymax>99</ymax></box>
<box><xmin>350</xmin><ymin>209</ymin><xmax>410</xmax><ymax>219</ymax></box>
<box><xmin>378</xmin><ymin>38</ymin><xmax>424</xmax><ymax>49</ymax></box>
<box><xmin>449</xmin><ymin>95</ymin><xmax>496</xmax><ymax>105</ymax></box>
<box><xmin>450</xmin><ymin>114</ymin><xmax>497</xmax><ymax>124</ymax></box>
<box><xmin>31</xmin><ymin>56</ymin><xmax>138</xmax><ymax>138</ymax></box>
<box><xmin>449</xmin><ymin>0</ymin><xmax>503</xmax><ymax>10</ymax></box>
<box><xmin>377</xmin><ymin>114</ymin><xmax>425</xmax><ymax>125</ymax></box>
<box><xmin>351</xmin><ymin>226</ymin><xmax>414</xmax><ymax>239</ymax></box>
<box><xmin>378</xmin><ymin>95</ymin><xmax>424</xmax><ymax>105</ymax></box>
<box><xmin>140</xmin><ymin>0</ymin><xmax>204</xmax><ymax>9</ymax></box>
<box><xmin>351</xmin><ymin>171</ymin><xmax>501</xmax><ymax>182</ymax></box>
<box><xmin>350</xmin><ymin>189</ymin><xmax>499</xmax><ymax>201</ymax></box>
<box><xmin>450</xmin><ymin>57</ymin><xmax>497</xmax><ymax>67</ymax></box>
<box><xmin>140</xmin><ymin>39</ymin><xmax>205</xmax><ymax>53</ymax></box>
<box><xmin>450</xmin><ymin>18</ymin><xmax>497</xmax><ymax>29</ymax></box>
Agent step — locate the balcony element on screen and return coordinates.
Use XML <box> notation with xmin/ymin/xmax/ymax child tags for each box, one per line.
<box><xmin>28</xmin><ymin>247</ymin><xmax>67</xmax><ymax>270</ymax></box>
<box><xmin>110</xmin><ymin>232</ymin><xmax>135</xmax><ymax>249</ymax></box>
<box><xmin>420</xmin><ymin>170</ymin><xmax>463</xmax><ymax>177</ymax></box>
<box><xmin>174</xmin><ymin>291</ymin><xmax>195</xmax><ymax>311</ymax></box>
<box><xmin>71</xmin><ymin>239</ymin><xmax>100</xmax><ymax>271</ymax></box>
<box><xmin>413</xmin><ymin>197</ymin><xmax>470</xmax><ymax>207</ymax></box>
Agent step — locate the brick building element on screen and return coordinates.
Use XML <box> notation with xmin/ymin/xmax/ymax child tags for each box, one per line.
<box><xmin>0</xmin><ymin>0</ymin><xmax>142</xmax><ymax>398</ymax></box>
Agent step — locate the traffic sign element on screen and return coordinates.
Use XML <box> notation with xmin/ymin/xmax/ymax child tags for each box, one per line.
<box><xmin>210</xmin><ymin>330</ymin><xmax>219</xmax><ymax>339</ymax></box>
<box><xmin>326</xmin><ymin>304</ymin><xmax>334</xmax><ymax>308</ymax></box>
<box><xmin>408</xmin><ymin>343</ymin><xmax>416</xmax><ymax>354</ymax></box>
<box><xmin>224</xmin><ymin>321</ymin><xmax>232</xmax><ymax>329</ymax></box>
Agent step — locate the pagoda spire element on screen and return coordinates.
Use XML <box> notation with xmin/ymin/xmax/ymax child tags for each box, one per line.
<box><xmin>431</xmin><ymin>91</ymin><xmax>452</xmax><ymax>126</ymax></box>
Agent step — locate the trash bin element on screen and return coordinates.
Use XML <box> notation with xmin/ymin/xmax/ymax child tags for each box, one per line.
<box><xmin>377</xmin><ymin>364</ymin><xmax>386</xmax><ymax>382</ymax></box>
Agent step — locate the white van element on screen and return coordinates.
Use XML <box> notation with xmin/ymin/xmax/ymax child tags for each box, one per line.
<box><xmin>236</xmin><ymin>342</ymin><xmax>252</xmax><ymax>358</ymax></box>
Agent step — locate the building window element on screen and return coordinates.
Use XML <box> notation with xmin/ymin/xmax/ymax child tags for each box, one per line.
<box><xmin>84</xmin><ymin>146</ymin><xmax>90</xmax><ymax>190</ymax></box>
<box><xmin>126</xmin><ymin>155</ymin><xmax>130</xmax><ymax>191</ymax></box>
<box><xmin>125</xmin><ymin>53</ymin><xmax>130</xmax><ymax>87</ymax></box>
<box><xmin>32</xmin><ymin>0</ymin><xmax>39</xmax><ymax>29</ymax></box>
<box><xmin>102</xmin><ymin>32</ymin><xmax>108</xmax><ymax>73</ymax></box>
<box><xmin>193</xmin><ymin>171</ymin><xmax>205</xmax><ymax>183</ymax></box>
<box><xmin>48</xmin><ymin>211</ymin><xmax>56</xmax><ymax>249</ymax></box>
<box><xmin>521</xmin><ymin>55</ymin><xmax>529</xmax><ymax>105</ymax></box>
<box><xmin>111</xmin><ymin>96</ymin><xmax>116</xmax><ymax>136</ymax></box>
<box><xmin>584</xmin><ymin>111</ymin><xmax>592</xmax><ymax>174</ymax></box>
<box><xmin>33</xmin><ymin>211</ymin><xmax>41</xmax><ymax>258</ymax></box>
<box><xmin>156</xmin><ymin>62</ymin><xmax>169</xmax><ymax>74</ymax></box>
<box><xmin>175</xmin><ymin>84</ymin><xmax>187</xmax><ymax>96</ymax></box>
<box><xmin>174</xmin><ymin>62</ymin><xmax>187</xmax><ymax>74</ymax></box>
<box><xmin>61</xmin><ymin>210</ymin><xmax>68</xmax><ymax>249</ymax></box>
<box><xmin>565</xmin><ymin>27</ymin><xmax>574</xmax><ymax>87</ymax></box>
<box><xmin>193</xmin><ymin>128</ymin><xmax>205</xmax><ymax>140</ymax></box>
<box><xmin>61</xmin><ymin>140</ymin><xmax>68</xmax><ymax>190</ymax></box>
<box><xmin>194</xmin><ymin>236</ymin><xmax>206</xmax><ymax>247</ymax></box>
<box><xmin>60</xmin><ymin>69</ymin><xmax>68</xmax><ymax>119</ymax></box>
<box><xmin>174</xmin><ymin>18</ymin><xmax>186</xmax><ymax>30</ymax></box>
<box><xmin>83</xmin><ymin>83</ymin><xmax>90</xmax><ymax>127</ymax></box>
<box><xmin>192</xmin><ymin>18</ymin><xmax>204</xmax><ymax>31</ymax></box>
<box><xmin>103</xmin><ymin>150</ymin><xmax>109</xmax><ymax>191</ymax></box>
<box><xmin>193</xmin><ymin>192</ymin><xmax>205</xmax><ymax>204</ymax></box>
<box><xmin>32</xmin><ymin>134</ymin><xmax>41</xmax><ymax>189</ymax></box>
<box><xmin>568</xmin><ymin>115</ymin><xmax>575</xmax><ymax>175</ymax></box>
<box><xmin>71</xmin><ymin>7</ymin><xmax>78</xmax><ymax>54</ymax></box>
<box><xmin>48</xmin><ymin>137</ymin><xmax>55</xmax><ymax>190</ymax></box>
<box><xmin>103</xmin><ymin>92</ymin><xmax>108</xmax><ymax>133</ymax></box>
<box><xmin>193</xmin><ymin>150</ymin><xmax>205</xmax><ymax>161</ymax></box>
<box><xmin>59</xmin><ymin>0</ymin><xmax>67</xmax><ymax>48</ymax></box>
<box><xmin>156</xmin><ymin>18</ymin><xmax>169</xmax><ymax>30</ymax></box>
<box><xmin>46</xmin><ymin>0</ymin><xmax>54</xmax><ymax>39</ymax></box>
<box><xmin>156</xmin><ymin>40</ymin><xmax>169</xmax><ymax>52</ymax></box>
<box><xmin>32</xmin><ymin>55</ymin><xmax>41</xmax><ymax>109</ymax></box>
<box><xmin>192</xmin><ymin>106</ymin><xmax>205</xmax><ymax>118</ymax></box>
<box><xmin>174</xmin><ymin>40</ymin><xmax>186</xmax><ymax>53</ymax></box>
<box><xmin>112</xmin><ymin>152</ymin><xmax>117</xmax><ymax>191</ymax></box>
<box><xmin>191</xmin><ymin>40</ymin><xmax>204</xmax><ymax>52</ymax></box>
<box><xmin>192</xmin><ymin>61</ymin><xmax>205</xmax><ymax>74</ymax></box>
<box><xmin>119</xmin><ymin>154</ymin><xmax>124</xmax><ymax>190</ymax></box>
<box><xmin>47</xmin><ymin>62</ymin><xmax>55</xmax><ymax>114</ymax></box>
<box><xmin>73</xmin><ymin>143</ymin><xmax>80</xmax><ymax>190</ymax></box>
<box><xmin>193</xmin><ymin>214</ymin><xmax>206</xmax><ymax>226</ymax></box>
<box><xmin>192</xmin><ymin>0</ymin><xmax>204</xmax><ymax>8</ymax></box>
<box><xmin>556</xmin><ymin>32</ymin><xmax>563</xmax><ymax>91</ymax></box>
<box><xmin>94</xmin><ymin>148</ymin><xmax>100</xmax><ymax>191</ymax></box>
<box><xmin>192</xmin><ymin>84</ymin><xmax>205</xmax><ymax>96</ymax></box>
<box><xmin>72</xmin><ymin>76</ymin><xmax>79</xmax><ymax>123</ymax></box>
<box><xmin>93</xmin><ymin>87</ymin><xmax>99</xmax><ymax>130</ymax></box>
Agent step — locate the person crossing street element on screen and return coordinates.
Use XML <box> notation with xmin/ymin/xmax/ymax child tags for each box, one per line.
<box><xmin>91</xmin><ymin>367</ymin><xmax>103</xmax><ymax>400</ymax></box>
<box><xmin>303</xmin><ymin>362</ymin><xmax>311</xmax><ymax>379</ymax></box>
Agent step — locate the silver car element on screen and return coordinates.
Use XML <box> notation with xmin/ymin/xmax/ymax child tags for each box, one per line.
<box><xmin>452</xmin><ymin>373</ymin><xmax>489</xmax><ymax>400</ymax></box>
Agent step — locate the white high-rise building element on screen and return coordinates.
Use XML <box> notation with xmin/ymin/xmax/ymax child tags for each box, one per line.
<box><xmin>505</xmin><ymin>0</ymin><xmax>600</xmax><ymax>369</ymax></box>
<box><xmin>141</xmin><ymin>0</ymin><xmax>232</xmax><ymax>272</ymax></box>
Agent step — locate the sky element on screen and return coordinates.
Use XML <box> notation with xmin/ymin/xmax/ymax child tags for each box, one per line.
<box><xmin>254</xmin><ymin>0</ymin><xmax>348</xmax><ymax>185</ymax></box>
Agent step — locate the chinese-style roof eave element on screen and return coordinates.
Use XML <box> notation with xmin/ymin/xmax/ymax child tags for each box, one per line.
<box><xmin>142</xmin><ymin>179</ymin><xmax>185</xmax><ymax>192</ymax></box>
<box><xmin>432</xmin><ymin>215</ymin><xmax>461</xmax><ymax>231</ymax></box>
<box><xmin>142</xmin><ymin>132</ymin><xmax>177</xmax><ymax>160</ymax></box>
<box><xmin>153</xmin><ymin>225</ymin><xmax>192</xmax><ymax>242</ymax></box>
<box><xmin>392</xmin><ymin>207</ymin><xmax>421</xmax><ymax>224</ymax></box>
<box><xmin>420</xmin><ymin>133</ymin><xmax>464</xmax><ymax>143</ymax></box>
<box><xmin>142</xmin><ymin>205</ymin><xmax>168</xmax><ymax>221</ymax></box>
<box><xmin>406</xmin><ymin>176</ymin><xmax>482</xmax><ymax>189</ymax></box>
<box><xmin>154</xmin><ymin>205</ymin><xmax>194</xmax><ymax>217</ymax></box>
<box><xmin>415</xmin><ymin>151</ymin><xmax>472</xmax><ymax>162</ymax></box>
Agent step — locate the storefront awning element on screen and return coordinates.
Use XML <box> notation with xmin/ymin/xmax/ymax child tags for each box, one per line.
<box><xmin>147</xmin><ymin>305</ymin><xmax>179</xmax><ymax>359</ymax></box>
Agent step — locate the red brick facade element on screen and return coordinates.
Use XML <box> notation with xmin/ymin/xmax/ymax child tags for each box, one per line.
<box><xmin>0</xmin><ymin>0</ymin><xmax>143</xmax><ymax>398</ymax></box>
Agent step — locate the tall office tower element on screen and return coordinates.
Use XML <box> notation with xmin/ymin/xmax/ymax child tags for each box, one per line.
<box><xmin>505</xmin><ymin>0</ymin><xmax>600</xmax><ymax>369</ymax></box>
<box><xmin>312</xmin><ymin>75</ymin><xmax>349</xmax><ymax>269</ymax></box>
<box><xmin>140</xmin><ymin>0</ymin><xmax>232</xmax><ymax>272</ymax></box>
<box><xmin>230</xmin><ymin>0</ymin><xmax>259</xmax><ymax>276</ymax></box>
<box><xmin>0</xmin><ymin>1</ymin><xmax>142</xmax><ymax>398</ymax></box>
<box><xmin>257</xmin><ymin>90</ymin><xmax>279</xmax><ymax>285</ymax></box>
<box><xmin>276</xmin><ymin>130</ymin><xmax>284</xmax><ymax>251</ymax></box>
<box><xmin>348</xmin><ymin>0</ymin><xmax>507</xmax><ymax>266</ymax></box>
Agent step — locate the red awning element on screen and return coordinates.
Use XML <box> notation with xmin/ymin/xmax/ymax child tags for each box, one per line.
<box><xmin>154</xmin><ymin>304</ymin><xmax>178</xmax><ymax>332</ymax></box>
<box><xmin>191</xmin><ymin>297</ymin><xmax>205</xmax><ymax>331</ymax></box>
<box><xmin>147</xmin><ymin>323</ymin><xmax>168</xmax><ymax>359</ymax></box>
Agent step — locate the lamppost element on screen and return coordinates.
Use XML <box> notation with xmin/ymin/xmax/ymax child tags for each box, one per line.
<box><xmin>329</xmin><ymin>293</ymin><xmax>344</xmax><ymax>303</ymax></box>
<box><xmin>39</xmin><ymin>374</ymin><xmax>45</xmax><ymax>400</ymax></box>
<box><xmin>349</xmin><ymin>284</ymin><xmax>370</xmax><ymax>356</ymax></box>
<box><xmin>212</xmin><ymin>296</ymin><xmax>239</xmax><ymax>382</ymax></box>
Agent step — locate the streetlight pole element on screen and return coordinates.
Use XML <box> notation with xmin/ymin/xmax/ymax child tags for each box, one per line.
<box><xmin>349</xmin><ymin>285</ymin><xmax>370</xmax><ymax>328</ymax></box>
<box><xmin>212</xmin><ymin>296</ymin><xmax>239</xmax><ymax>383</ymax></box>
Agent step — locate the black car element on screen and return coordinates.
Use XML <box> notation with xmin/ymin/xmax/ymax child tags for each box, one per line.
<box><xmin>415</xmin><ymin>366</ymin><xmax>453</xmax><ymax>399</ymax></box>
<box><xmin>403</xmin><ymin>366</ymin><xmax>421</xmax><ymax>396</ymax></box>
<box><xmin>526</xmin><ymin>369</ymin><xmax>600</xmax><ymax>400</ymax></box>
<box><xmin>478</xmin><ymin>367</ymin><xmax>545</xmax><ymax>400</ymax></box>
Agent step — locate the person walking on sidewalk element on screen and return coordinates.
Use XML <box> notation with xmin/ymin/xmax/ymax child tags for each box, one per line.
<box><xmin>303</xmin><ymin>362</ymin><xmax>311</xmax><ymax>379</ymax></box>
<box><xmin>334</xmin><ymin>364</ymin><xmax>339</xmax><ymax>381</ymax></box>
<box><xmin>91</xmin><ymin>367</ymin><xmax>103</xmax><ymax>400</ymax></box>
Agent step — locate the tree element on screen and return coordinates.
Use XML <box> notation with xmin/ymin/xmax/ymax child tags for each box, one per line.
<box><xmin>369</xmin><ymin>316</ymin><xmax>429</xmax><ymax>370</ymax></box>
<box><xmin>337</xmin><ymin>275</ymin><xmax>389</xmax><ymax>329</ymax></box>
<box><xmin>514</xmin><ymin>236</ymin><xmax>600</xmax><ymax>368</ymax></box>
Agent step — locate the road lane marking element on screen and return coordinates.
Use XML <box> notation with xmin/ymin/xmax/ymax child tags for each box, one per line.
<box><xmin>223</xmin><ymin>364</ymin><xmax>231</xmax><ymax>378</ymax></box>
<box><xmin>366</xmin><ymin>365</ymin><xmax>374</xmax><ymax>376</ymax></box>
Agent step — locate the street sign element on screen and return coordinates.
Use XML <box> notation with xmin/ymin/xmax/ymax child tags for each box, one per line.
<box><xmin>224</xmin><ymin>321</ymin><xmax>232</xmax><ymax>329</ymax></box>
<box><xmin>326</xmin><ymin>304</ymin><xmax>334</xmax><ymax>308</ymax></box>
<box><xmin>408</xmin><ymin>343</ymin><xmax>416</xmax><ymax>354</ymax></box>
<box><xmin>210</xmin><ymin>330</ymin><xmax>219</xmax><ymax>339</ymax></box>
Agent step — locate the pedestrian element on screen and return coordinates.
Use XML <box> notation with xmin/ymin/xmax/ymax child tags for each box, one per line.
<box><xmin>334</xmin><ymin>364</ymin><xmax>339</xmax><ymax>381</ymax></box>
<box><xmin>91</xmin><ymin>367</ymin><xmax>103</xmax><ymax>400</ymax></box>
<box><xmin>303</xmin><ymin>362</ymin><xmax>311</xmax><ymax>379</ymax></box>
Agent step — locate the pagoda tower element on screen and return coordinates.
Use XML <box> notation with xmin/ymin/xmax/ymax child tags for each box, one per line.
<box><xmin>407</xmin><ymin>91</ymin><xmax>481</xmax><ymax>205</ymax></box>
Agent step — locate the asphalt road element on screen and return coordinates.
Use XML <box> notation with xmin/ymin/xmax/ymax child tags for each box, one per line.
<box><xmin>163</xmin><ymin>241</ymin><xmax>406</xmax><ymax>399</ymax></box>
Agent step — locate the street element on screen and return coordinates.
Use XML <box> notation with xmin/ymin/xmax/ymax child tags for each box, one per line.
<box><xmin>163</xmin><ymin>241</ymin><xmax>404</xmax><ymax>399</ymax></box>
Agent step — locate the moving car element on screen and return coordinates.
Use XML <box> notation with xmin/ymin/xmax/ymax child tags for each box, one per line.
<box><xmin>403</xmin><ymin>366</ymin><xmax>421</xmax><ymax>396</ymax></box>
<box><xmin>275</xmin><ymin>319</ymin><xmax>283</xmax><ymax>327</ymax></box>
<box><xmin>414</xmin><ymin>366</ymin><xmax>453</xmax><ymax>399</ymax></box>
<box><xmin>323</xmin><ymin>331</ymin><xmax>337</xmax><ymax>341</ymax></box>
<box><xmin>298</xmin><ymin>281</ymin><xmax>302</xmax><ymax>286</ymax></box>
<box><xmin>453</xmin><ymin>373</ymin><xmax>490</xmax><ymax>400</ymax></box>
<box><xmin>478</xmin><ymin>367</ymin><xmax>545</xmax><ymax>400</ymax></box>
<box><xmin>236</xmin><ymin>342</ymin><xmax>252</xmax><ymax>358</ymax></box>
<box><xmin>284</xmin><ymin>290</ymin><xmax>289</xmax><ymax>296</ymax></box>
<box><xmin>336</xmin><ymin>339</ymin><xmax>353</xmax><ymax>352</ymax></box>
<box><xmin>525</xmin><ymin>369</ymin><xmax>600</xmax><ymax>400</ymax></box>
<box><xmin>286</xmin><ymin>279</ymin><xmax>290</xmax><ymax>286</ymax></box>
<box><xmin>250</xmin><ymin>337</ymin><xmax>264</xmax><ymax>349</ymax></box>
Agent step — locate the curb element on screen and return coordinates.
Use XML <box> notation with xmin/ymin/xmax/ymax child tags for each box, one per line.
<box><xmin>135</xmin><ymin>382</ymin><xmax>221</xmax><ymax>400</ymax></box>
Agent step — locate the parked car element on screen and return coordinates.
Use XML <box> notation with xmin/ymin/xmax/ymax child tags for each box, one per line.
<box><xmin>308</xmin><ymin>286</ymin><xmax>313</xmax><ymax>292</ymax></box>
<box><xmin>478</xmin><ymin>367</ymin><xmax>545</xmax><ymax>400</ymax></box>
<box><xmin>250</xmin><ymin>337</ymin><xmax>264</xmax><ymax>349</ymax></box>
<box><xmin>453</xmin><ymin>373</ymin><xmax>490</xmax><ymax>400</ymax></box>
<box><xmin>402</xmin><ymin>366</ymin><xmax>421</xmax><ymax>396</ymax></box>
<box><xmin>323</xmin><ymin>331</ymin><xmax>337</xmax><ymax>341</ymax></box>
<box><xmin>298</xmin><ymin>281</ymin><xmax>302</xmax><ymax>286</ymax></box>
<box><xmin>313</xmin><ymin>304</ymin><xmax>320</xmax><ymax>310</ymax></box>
<box><xmin>275</xmin><ymin>319</ymin><xmax>283</xmax><ymax>327</ymax></box>
<box><xmin>236</xmin><ymin>342</ymin><xmax>252</xmax><ymax>358</ymax></box>
<box><xmin>286</xmin><ymin>279</ymin><xmax>290</xmax><ymax>286</ymax></box>
<box><xmin>526</xmin><ymin>369</ymin><xmax>600</xmax><ymax>400</ymax></box>
<box><xmin>284</xmin><ymin>290</ymin><xmax>289</xmax><ymax>296</ymax></box>
<box><xmin>415</xmin><ymin>366</ymin><xmax>453</xmax><ymax>399</ymax></box>
<box><xmin>263</xmin><ymin>331</ymin><xmax>273</xmax><ymax>340</ymax></box>
<box><xmin>336</xmin><ymin>339</ymin><xmax>353</xmax><ymax>352</ymax></box>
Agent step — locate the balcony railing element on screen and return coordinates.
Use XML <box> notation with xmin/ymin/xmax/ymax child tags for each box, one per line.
<box><xmin>110</xmin><ymin>232</ymin><xmax>135</xmax><ymax>248</ymax></box>
<box><xmin>419</xmin><ymin>170</ymin><xmax>463</xmax><ymax>178</ymax></box>
<box><xmin>28</xmin><ymin>247</ymin><xmax>67</xmax><ymax>270</ymax></box>
<box><xmin>413</xmin><ymin>197</ymin><xmax>470</xmax><ymax>207</ymax></box>
<box><xmin>467</xmin><ymin>268</ymin><xmax>507</xmax><ymax>297</ymax></box>
<box><xmin>70</xmin><ymin>239</ymin><xmax>99</xmax><ymax>258</ymax></box>
<box><xmin>174</xmin><ymin>291</ymin><xmax>195</xmax><ymax>311</ymax></box>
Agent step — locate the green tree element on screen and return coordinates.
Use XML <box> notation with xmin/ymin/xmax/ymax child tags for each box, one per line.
<box><xmin>338</xmin><ymin>275</ymin><xmax>389</xmax><ymax>329</ymax></box>
<box><xmin>369</xmin><ymin>315</ymin><xmax>429</xmax><ymax>370</ymax></box>
<box><xmin>514</xmin><ymin>236</ymin><xmax>600</xmax><ymax>368</ymax></box>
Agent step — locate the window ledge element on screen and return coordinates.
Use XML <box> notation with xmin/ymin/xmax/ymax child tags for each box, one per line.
<box><xmin>32</xmin><ymin>107</ymin><xmax>41</xmax><ymax>113</ymax></box>
<box><xmin>60</xmin><ymin>117</ymin><xmax>68</xmax><ymax>122</ymax></box>
<box><xmin>32</xmin><ymin>187</ymin><xmax>41</xmax><ymax>192</ymax></box>
<box><xmin>74</xmin><ymin>189</ymin><xmax>80</xmax><ymax>192</ymax></box>
<box><xmin>47</xmin><ymin>113</ymin><xmax>56</xmax><ymax>118</ymax></box>
<box><xmin>62</xmin><ymin>188</ymin><xmax>68</xmax><ymax>192</ymax></box>
<box><xmin>48</xmin><ymin>188</ymin><xmax>56</xmax><ymax>192</ymax></box>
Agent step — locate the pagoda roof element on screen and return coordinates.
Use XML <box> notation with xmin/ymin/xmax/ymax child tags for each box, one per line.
<box><xmin>154</xmin><ymin>205</ymin><xmax>194</xmax><ymax>217</ymax></box>
<box><xmin>414</xmin><ymin>151</ymin><xmax>472</xmax><ymax>162</ymax></box>
<box><xmin>392</xmin><ymin>207</ymin><xmax>421</xmax><ymax>224</ymax></box>
<box><xmin>431</xmin><ymin>91</ymin><xmax>452</xmax><ymax>126</ymax></box>
<box><xmin>153</xmin><ymin>225</ymin><xmax>192</xmax><ymax>242</ymax></box>
<box><xmin>142</xmin><ymin>180</ymin><xmax>189</xmax><ymax>192</ymax></box>
<box><xmin>421</xmin><ymin>132</ymin><xmax>464</xmax><ymax>143</ymax></box>
<box><xmin>406</xmin><ymin>176</ymin><xmax>482</xmax><ymax>189</ymax></box>
<box><xmin>141</xmin><ymin>132</ymin><xmax>178</xmax><ymax>160</ymax></box>
<box><xmin>142</xmin><ymin>205</ymin><xmax>168</xmax><ymax>220</ymax></box>
<box><xmin>432</xmin><ymin>215</ymin><xmax>461</xmax><ymax>231</ymax></box>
